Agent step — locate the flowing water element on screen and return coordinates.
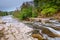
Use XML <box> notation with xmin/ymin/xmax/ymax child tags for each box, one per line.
<box><xmin>0</xmin><ymin>15</ymin><xmax>60</xmax><ymax>40</ymax></box>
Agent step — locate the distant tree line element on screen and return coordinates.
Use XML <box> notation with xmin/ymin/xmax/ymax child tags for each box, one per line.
<box><xmin>0</xmin><ymin>11</ymin><xmax>8</xmax><ymax>16</ymax></box>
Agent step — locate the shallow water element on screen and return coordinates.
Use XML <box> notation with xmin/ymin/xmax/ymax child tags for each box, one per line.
<box><xmin>1</xmin><ymin>15</ymin><xmax>60</xmax><ymax>40</ymax></box>
<box><xmin>0</xmin><ymin>15</ymin><xmax>36</xmax><ymax>40</ymax></box>
<box><xmin>25</xmin><ymin>20</ymin><xmax>60</xmax><ymax>40</ymax></box>
<box><xmin>1</xmin><ymin>15</ymin><xmax>18</xmax><ymax>23</ymax></box>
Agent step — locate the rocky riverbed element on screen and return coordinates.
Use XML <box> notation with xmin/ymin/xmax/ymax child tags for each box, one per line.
<box><xmin>24</xmin><ymin>18</ymin><xmax>60</xmax><ymax>40</ymax></box>
<box><xmin>0</xmin><ymin>15</ymin><xmax>37</xmax><ymax>40</ymax></box>
<box><xmin>0</xmin><ymin>15</ymin><xmax>60</xmax><ymax>40</ymax></box>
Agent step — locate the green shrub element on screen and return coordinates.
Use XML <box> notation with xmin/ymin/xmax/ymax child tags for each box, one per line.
<box><xmin>32</xmin><ymin>9</ymin><xmax>38</xmax><ymax>18</ymax></box>
<box><xmin>34</xmin><ymin>0</ymin><xmax>60</xmax><ymax>17</ymax></box>
<box><xmin>19</xmin><ymin>7</ymin><xmax>32</xmax><ymax>20</ymax></box>
<box><xmin>13</xmin><ymin>6</ymin><xmax>38</xmax><ymax>20</ymax></box>
<box><xmin>41</xmin><ymin>7</ymin><xmax>57</xmax><ymax>16</ymax></box>
<box><xmin>32</xmin><ymin>12</ymin><xmax>37</xmax><ymax>18</ymax></box>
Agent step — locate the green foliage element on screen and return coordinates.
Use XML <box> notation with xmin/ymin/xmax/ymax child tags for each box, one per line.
<box><xmin>13</xmin><ymin>10</ymin><xmax>21</xmax><ymax>18</ymax></box>
<box><xmin>0</xmin><ymin>11</ymin><xmax>8</xmax><ymax>16</ymax></box>
<box><xmin>13</xmin><ymin>6</ymin><xmax>38</xmax><ymax>20</ymax></box>
<box><xmin>32</xmin><ymin>8</ymin><xmax>38</xmax><ymax>18</ymax></box>
<box><xmin>34</xmin><ymin>0</ymin><xmax>60</xmax><ymax>17</ymax></box>
<box><xmin>13</xmin><ymin>0</ymin><xmax>60</xmax><ymax>20</ymax></box>
<box><xmin>13</xmin><ymin>2</ymin><xmax>38</xmax><ymax>20</ymax></box>
<box><xmin>19</xmin><ymin>6</ymin><xmax>32</xmax><ymax>20</ymax></box>
<box><xmin>32</xmin><ymin>12</ymin><xmax>37</xmax><ymax>18</ymax></box>
<box><xmin>41</xmin><ymin>7</ymin><xmax>57</xmax><ymax>16</ymax></box>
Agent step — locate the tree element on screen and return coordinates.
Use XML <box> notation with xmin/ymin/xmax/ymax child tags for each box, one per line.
<box><xmin>20</xmin><ymin>6</ymin><xmax>32</xmax><ymax>20</ymax></box>
<box><xmin>33</xmin><ymin>0</ymin><xmax>60</xmax><ymax>17</ymax></box>
<box><xmin>0</xmin><ymin>11</ymin><xmax>8</xmax><ymax>16</ymax></box>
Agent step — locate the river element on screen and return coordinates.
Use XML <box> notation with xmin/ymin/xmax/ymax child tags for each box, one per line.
<box><xmin>0</xmin><ymin>15</ymin><xmax>60</xmax><ymax>40</ymax></box>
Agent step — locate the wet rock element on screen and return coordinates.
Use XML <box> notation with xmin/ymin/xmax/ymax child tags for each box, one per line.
<box><xmin>49</xmin><ymin>26</ymin><xmax>60</xmax><ymax>30</ymax></box>
<box><xmin>1</xmin><ymin>15</ymin><xmax>60</xmax><ymax>40</ymax></box>
<box><xmin>0</xmin><ymin>22</ymin><xmax>37</xmax><ymax>40</ymax></box>
<box><xmin>42</xmin><ymin>27</ymin><xmax>60</xmax><ymax>38</ymax></box>
<box><xmin>32</xmin><ymin>34</ymin><xmax>44</xmax><ymax>40</ymax></box>
<box><xmin>53</xmin><ymin>23</ymin><xmax>60</xmax><ymax>27</ymax></box>
<box><xmin>40</xmin><ymin>18</ymin><xmax>49</xmax><ymax>24</ymax></box>
<box><xmin>49</xmin><ymin>20</ymin><xmax>59</xmax><ymax>24</ymax></box>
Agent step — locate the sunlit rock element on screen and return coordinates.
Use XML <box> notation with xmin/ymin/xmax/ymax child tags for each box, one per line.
<box><xmin>42</xmin><ymin>27</ymin><xmax>60</xmax><ymax>38</ymax></box>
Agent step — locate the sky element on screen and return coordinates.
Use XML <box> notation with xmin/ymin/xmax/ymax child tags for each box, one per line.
<box><xmin>0</xmin><ymin>0</ymin><xmax>32</xmax><ymax>12</ymax></box>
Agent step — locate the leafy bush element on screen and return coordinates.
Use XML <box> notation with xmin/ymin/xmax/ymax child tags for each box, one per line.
<box><xmin>34</xmin><ymin>0</ymin><xmax>60</xmax><ymax>17</ymax></box>
<box><xmin>32</xmin><ymin>12</ymin><xmax>37</xmax><ymax>18</ymax></box>
<box><xmin>13</xmin><ymin>2</ymin><xmax>38</xmax><ymax>20</ymax></box>
<box><xmin>41</xmin><ymin>7</ymin><xmax>57</xmax><ymax>16</ymax></box>
<box><xmin>13</xmin><ymin>10</ymin><xmax>21</xmax><ymax>18</ymax></box>
<box><xmin>19</xmin><ymin>6</ymin><xmax>32</xmax><ymax>20</ymax></box>
<box><xmin>32</xmin><ymin>8</ymin><xmax>38</xmax><ymax>18</ymax></box>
